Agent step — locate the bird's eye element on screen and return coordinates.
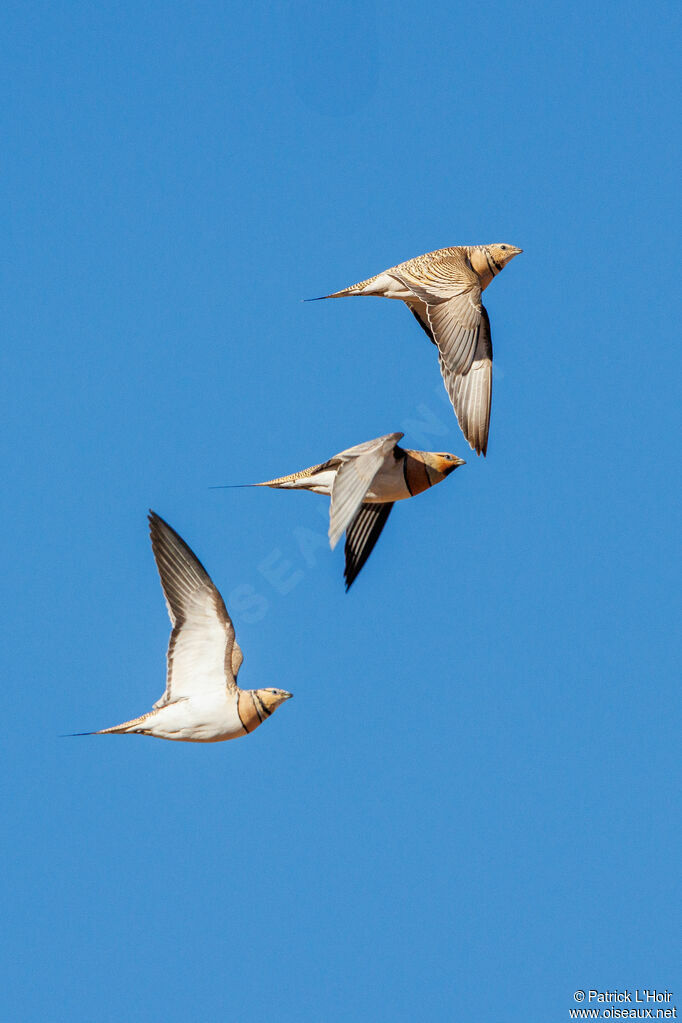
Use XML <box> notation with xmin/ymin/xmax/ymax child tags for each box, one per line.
<box><xmin>501</xmin><ymin>245</ymin><xmax>507</xmax><ymax>250</ymax></box>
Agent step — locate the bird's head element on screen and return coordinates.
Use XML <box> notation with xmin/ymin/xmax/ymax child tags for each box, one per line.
<box><xmin>420</xmin><ymin>451</ymin><xmax>466</xmax><ymax>482</ymax></box>
<box><xmin>487</xmin><ymin>243</ymin><xmax>523</xmax><ymax>269</ymax></box>
<box><xmin>254</xmin><ymin>688</ymin><xmax>294</xmax><ymax>714</ymax></box>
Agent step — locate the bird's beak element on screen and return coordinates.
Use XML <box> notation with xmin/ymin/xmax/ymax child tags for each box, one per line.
<box><xmin>513</xmin><ymin>247</ymin><xmax>523</xmax><ymax>255</ymax></box>
<box><xmin>284</xmin><ymin>692</ymin><xmax>294</xmax><ymax>700</ymax></box>
<box><xmin>442</xmin><ymin>456</ymin><xmax>465</xmax><ymax>475</ymax></box>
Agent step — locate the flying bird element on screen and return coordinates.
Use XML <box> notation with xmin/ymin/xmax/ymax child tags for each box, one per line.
<box><xmin>242</xmin><ymin>432</ymin><xmax>464</xmax><ymax>589</ymax></box>
<box><xmin>73</xmin><ymin>512</ymin><xmax>293</xmax><ymax>742</ymax></box>
<box><xmin>308</xmin><ymin>244</ymin><xmax>522</xmax><ymax>456</ymax></box>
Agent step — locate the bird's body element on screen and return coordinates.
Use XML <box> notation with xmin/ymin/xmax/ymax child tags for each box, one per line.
<box><xmin>258</xmin><ymin>445</ymin><xmax>440</xmax><ymax>503</ymax></box>
<box><xmin>97</xmin><ymin>692</ymin><xmax>246</xmax><ymax>743</ymax></box>
<box><xmin>312</xmin><ymin>243</ymin><xmax>522</xmax><ymax>456</ymax></box>
<box><xmin>80</xmin><ymin>512</ymin><xmax>292</xmax><ymax>743</ymax></box>
<box><xmin>251</xmin><ymin>432</ymin><xmax>464</xmax><ymax>588</ymax></box>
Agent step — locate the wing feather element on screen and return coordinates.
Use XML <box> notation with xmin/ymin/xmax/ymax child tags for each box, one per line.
<box><xmin>328</xmin><ymin>433</ymin><xmax>402</xmax><ymax>549</ymax></box>
<box><xmin>148</xmin><ymin>512</ymin><xmax>240</xmax><ymax>707</ymax></box>
<box><xmin>344</xmin><ymin>503</ymin><xmax>394</xmax><ymax>590</ymax></box>
<box><xmin>389</xmin><ymin>262</ymin><xmax>482</xmax><ymax>377</ymax></box>
<box><xmin>406</xmin><ymin>300</ymin><xmax>436</xmax><ymax>344</ymax></box>
<box><xmin>440</xmin><ymin>305</ymin><xmax>493</xmax><ymax>456</ymax></box>
<box><xmin>389</xmin><ymin>258</ymin><xmax>491</xmax><ymax>455</ymax></box>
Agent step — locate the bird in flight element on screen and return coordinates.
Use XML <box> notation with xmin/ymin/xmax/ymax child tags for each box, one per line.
<box><xmin>242</xmin><ymin>432</ymin><xmax>464</xmax><ymax>589</ymax></box>
<box><xmin>72</xmin><ymin>512</ymin><xmax>292</xmax><ymax>742</ymax></box>
<box><xmin>308</xmin><ymin>244</ymin><xmax>522</xmax><ymax>456</ymax></box>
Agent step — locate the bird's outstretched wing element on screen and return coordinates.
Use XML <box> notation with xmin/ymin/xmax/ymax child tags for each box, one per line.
<box><xmin>328</xmin><ymin>432</ymin><xmax>403</xmax><ymax>549</ymax></box>
<box><xmin>406</xmin><ymin>299</ymin><xmax>436</xmax><ymax>344</ymax></box>
<box><xmin>389</xmin><ymin>256</ymin><xmax>491</xmax><ymax>455</ymax></box>
<box><xmin>442</xmin><ymin>305</ymin><xmax>493</xmax><ymax>457</ymax></box>
<box><xmin>148</xmin><ymin>512</ymin><xmax>241</xmax><ymax>707</ymax></box>
<box><xmin>344</xmin><ymin>502</ymin><xmax>394</xmax><ymax>590</ymax></box>
<box><xmin>390</xmin><ymin>254</ymin><xmax>482</xmax><ymax>374</ymax></box>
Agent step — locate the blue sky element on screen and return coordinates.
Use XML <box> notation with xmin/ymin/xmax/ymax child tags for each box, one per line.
<box><xmin>2</xmin><ymin>1</ymin><xmax>680</xmax><ymax>1020</ymax></box>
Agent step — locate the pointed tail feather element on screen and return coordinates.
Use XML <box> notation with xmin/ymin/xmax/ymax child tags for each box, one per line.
<box><xmin>63</xmin><ymin>712</ymin><xmax>153</xmax><ymax>737</ymax></box>
<box><xmin>303</xmin><ymin>285</ymin><xmax>361</xmax><ymax>301</ymax></box>
<box><xmin>61</xmin><ymin>727</ymin><xmax>130</xmax><ymax>736</ymax></box>
<box><xmin>211</xmin><ymin>480</ymin><xmax>296</xmax><ymax>490</ymax></box>
<box><xmin>247</xmin><ymin>460</ymin><xmax>328</xmax><ymax>489</ymax></box>
<box><xmin>208</xmin><ymin>483</ymin><xmax>262</xmax><ymax>490</ymax></box>
<box><xmin>94</xmin><ymin>715</ymin><xmax>152</xmax><ymax>735</ymax></box>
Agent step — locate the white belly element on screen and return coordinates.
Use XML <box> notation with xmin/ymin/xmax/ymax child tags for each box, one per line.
<box><xmin>360</xmin><ymin>272</ymin><xmax>414</xmax><ymax>300</ymax></box>
<box><xmin>285</xmin><ymin>469</ymin><xmax>336</xmax><ymax>496</ymax></box>
<box><xmin>147</xmin><ymin>695</ymin><xmax>246</xmax><ymax>743</ymax></box>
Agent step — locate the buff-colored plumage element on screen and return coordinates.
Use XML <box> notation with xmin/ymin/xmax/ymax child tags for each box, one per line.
<box><xmin>246</xmin><ymin>432</ymin><xmax>465</xmax><ymax>589</ymax></box>
<box><xmin>310</xmin><ymin>244</ymin><xmax>522</xmax><ymax>456</ymax></box>
<box><xmin>72</xmin><ymin>513</ymin><xmax>292</xmax><ymax>742</ymax></box>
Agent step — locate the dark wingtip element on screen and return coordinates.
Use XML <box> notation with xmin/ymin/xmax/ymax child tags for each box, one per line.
<box><xmin>60</xmin><ymin>731</ymin><xmax>97</xmax><ymax>737</ymax></box>
<box><xmin>302</xmin><ymin>296</ymin><xmax>328</xmax><ymax>302</ymax></box>
<box><xmin>343</xmin><ymin>568</ymin><xmax>357</xmax><ymax>592</ymax></box>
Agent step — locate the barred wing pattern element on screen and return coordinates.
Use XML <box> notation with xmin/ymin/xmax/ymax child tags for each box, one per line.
<box><xmin>344</xmin><ymin>502</ymin><xmax>394</xmax><ymax>591</ymax></box>
<box><xmin>389</xmin><ymin>251</ymin><xmax>490</xmax><ymax>455</ymax></box>
<box><xmin>442</xmin><ymin>305</ymin><xmax>493</xmax><ymax>457</ymax></box>
<box><xmin>148</xmin><ymin>512</ymin><xmax>241</xmax><ymax>707</ymax></box>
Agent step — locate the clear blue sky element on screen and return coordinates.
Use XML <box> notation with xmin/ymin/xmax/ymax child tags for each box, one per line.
<box><xmin>2</xmin><ymin>2</ymin><xmax>680</xmax><ymax>1020</ymax></box>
